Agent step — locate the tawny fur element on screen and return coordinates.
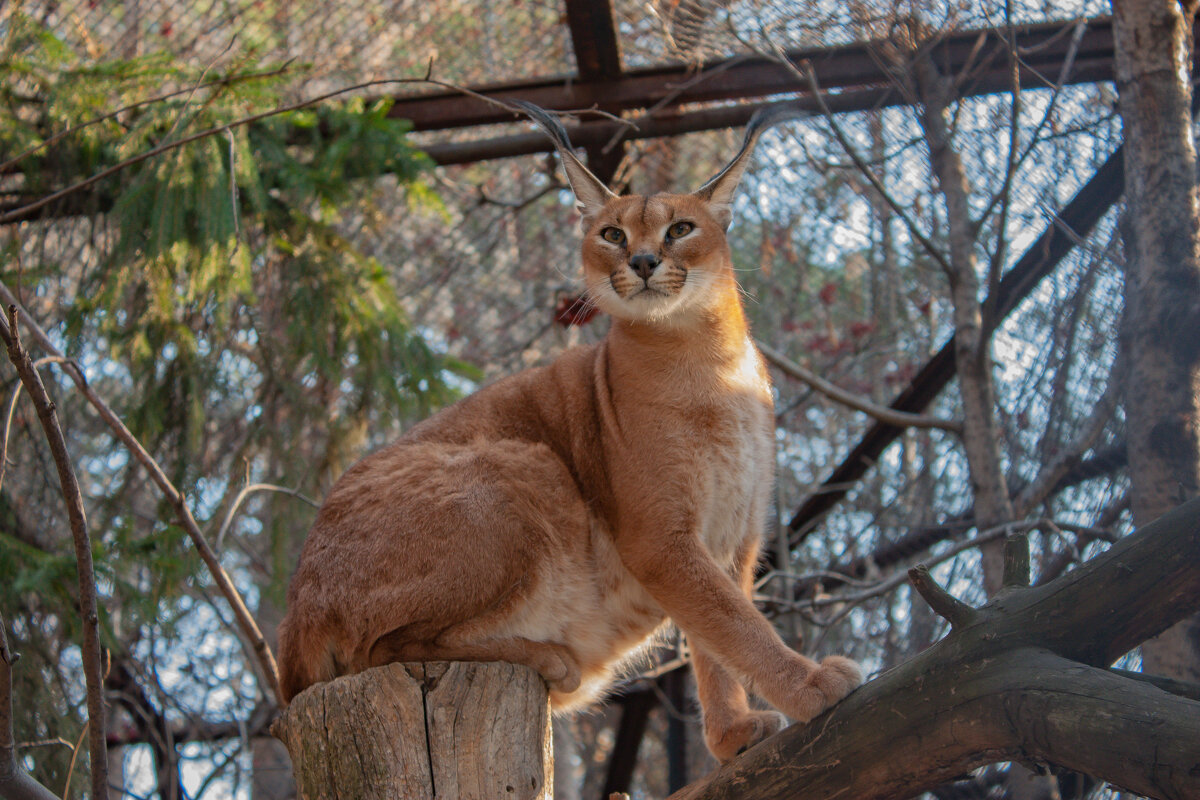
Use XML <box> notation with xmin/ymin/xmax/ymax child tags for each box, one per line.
<box><xmin>276</xmin><ymin>106</ymin><xmax>862</xmax><ymax>763</ymax></box>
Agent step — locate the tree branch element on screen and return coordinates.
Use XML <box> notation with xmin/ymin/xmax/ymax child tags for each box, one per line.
<box><xmin>908</xmin><ymin>565</ymin><xmax>977</xmax><ymax>628</ymax></box>
<box><xmin>0</xmin><ymin>309</ymin><xmax>108</xmax><ymax>800</ymax></box>
<box><xmin>756</xmin><ymin>340</ymin><xmax>961</xmax><ymax>433</ymax></box>
<box><xmin>215</xmin><ymin>482</ymin><xmax>318</xmax><ymax>552</ymax></box>
<box><xmin>672</xmin><ymin>497</ymin><xmax>1200</xmax><ymax>799</ymax></box>
<box><xmin>788</xmin><ymin>57</ymin><xmax>955</xmax><ymax>278</ymax></box>
<box><xmin>671</xmin><ymin>649</ymin><xmax>1200</xmax><ymax>800</ymax></box>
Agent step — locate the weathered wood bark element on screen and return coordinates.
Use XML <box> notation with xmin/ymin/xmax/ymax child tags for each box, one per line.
<box><xmin>669</xmin><ymin>497</ymin><xmax>1200</xmax><ymax>800</ymax></box>
<box><xmin>1112</xmin><ymin>0</ymin><xmax>1200</xmax><ymax>686</ymax></box>
<box><xmin>272</xmin><ymin>661</ymin><xmax>552</xmax><ymax>800</ymax></box>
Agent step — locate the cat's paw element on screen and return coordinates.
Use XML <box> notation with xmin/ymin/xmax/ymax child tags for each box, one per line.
<box><xmin>780</xmin><ymin>655</ymin><xmax>863</xmax><ymax>723</ymax></box>
<box><xmin>533</xmin><ymin>644</ymin><xmax>582</xmax><ymax>694</ymax></box>
<box><xmin>810</xmin><ymin>655</ymin><xmax>862</xmax><ymax>701</ymax></box>
<box><xmin>704</xmin><ymin>710</ymin><xmax>787</xmax><ymax>763</ymax></box>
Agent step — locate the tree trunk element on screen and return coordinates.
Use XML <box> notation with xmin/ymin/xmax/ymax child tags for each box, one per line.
<box><xmin>1113</xmin><ymin>0</ymin><xmax>1200</xmax><ymax>684</ymax></box>
<box><xmin>271</xmin><ymin>661</ymin><xmax>551</xmax><ymax>800</ymax></box>
<box><xmin>910</xmin><ymin>37</ymin><xmax>1016</xmax><ymax>599</ymax></box>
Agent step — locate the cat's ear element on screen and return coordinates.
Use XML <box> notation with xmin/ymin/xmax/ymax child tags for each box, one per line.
<box><xmin>514</xmin><ymin>101</ymin><xmax>616</xmax><ymax>229</ymax></box>
<box><xmin>693</xmin><ymin>104</ymin><xmax>806</xmax><ymax>228</ymax></box>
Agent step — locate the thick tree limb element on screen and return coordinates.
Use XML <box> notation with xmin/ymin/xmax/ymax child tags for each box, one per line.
<box><xmin>671</xmin><ymin>497</ymin><xmax>1200</xmax><ymax>799</ymax></box>
<box><xmin>671</xmin><ymin>648</ymin><xmax>1200</xmax><ymax>800</ymax></box>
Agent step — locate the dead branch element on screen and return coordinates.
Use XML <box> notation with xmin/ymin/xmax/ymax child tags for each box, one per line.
<box><xmin>0</xmin><ymin>315</ymin><xmax>108</xmax><ymax>800</ymax></box>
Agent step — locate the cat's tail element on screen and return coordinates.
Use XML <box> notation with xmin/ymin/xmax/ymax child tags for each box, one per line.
<box><xmin>276</xmin><ymin>611</ymin><xmax>337</xmax><ymax>705</ymax></box>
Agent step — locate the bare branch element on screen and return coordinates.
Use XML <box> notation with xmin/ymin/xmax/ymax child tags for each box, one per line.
<box><xmin>1</xmin><ymin>356</ymin><xmax>67</xmax><ymax>494</ymax></box>
<box><xmin>756</xmin><ymin>339</ymin><xmax>961</xmax><ymax>433</ymax></box>
<box><xmin>0</xmin><ymin>310</ymin><xmax>108</xmax><ymax>799</ymax></box>
<box><xmin>981</xmin><ymin>4</ymin><xmax>1023</xmax><ymax>331</ymax></box>
<box><xmin>787</xmin><ymin>56</ymin><xmax>955</xmax><ymax>278</ymax></box>
<box><xmin>0</xmin><ymin>282</ymin><xmax>283</xmax><ymax>706</ymax></box>
<box><xmin>215</xmin><ymin>482</ymin><xmax>318</xmax><ymax>552</ymax></box>
<box><xmin>789</xmin><ymin>520</ymin><xmax>1024</xmax><ymax>612</ymax></box>
<box><xmin>1013</xmin><ymin>354</ymin><xmax>1123</xmax><ymax>517</ymax></box>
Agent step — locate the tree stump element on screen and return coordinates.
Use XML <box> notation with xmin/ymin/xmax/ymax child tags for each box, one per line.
<box><xmin>271</xmin><ymin>661</ymin><xmax>552</xmax><ymax>799</ymax></box>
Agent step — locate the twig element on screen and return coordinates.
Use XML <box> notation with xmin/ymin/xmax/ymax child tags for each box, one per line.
<box><xmin>795</xmin><ymin>518</ymin><xmax>1064</xmax><ymax>613</ymax></box>
<box><xmin>59</xmin><ymin>721</ymin><xmax>88</xmax><ymax>800</ymax></box>
<box><xmin>982</xmin><ymin>3</ymin><xmax>1022</xmax><ymax>332</ymax></box>
<box><xmin>974</xmin><ymin>18</ymin><xmax>1087</xmax><ymax>233</ymax></box>
<box><xmin>756</xmin><ymin>339</ymin><xmax>961</xmax><ymax>433</ymax></box>
<box><xmin>1013</xmin><ymin>352</ymin><xmax>1123</xmax><ymax>517</ymax></box>
<box><xmin>215</xmin><ymin>482</ymin><xmax>318</xmax><ymax>552</ymax></box>
<box><xmin>784</xmin><ymin>56</ymin><xmax>955</xmax><ymax>278</ymax></box>
<box><xmin>0</xmin><ymin>309</ymin><xmax>108</xmax><ymax>799</ymax></box>
<box><xmin>0</xmin><ymin>282</ymin><xmax>283</xmax><ymax>705</ymax></box>
<box><xmin>1</xmin><ymin>356</ymin><xmax>68</xmax><ymax>494</ymax></box>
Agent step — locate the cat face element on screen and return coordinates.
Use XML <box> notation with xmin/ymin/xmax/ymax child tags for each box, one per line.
<box><xmin>514</xmin><ymin>101</ymin><xmax>802</xmax><ymax>326</ymax></box>
<box><xmin>579</xmin><ymin>193</ymin><xmax>732</xmax><ymax>323</ymax></box>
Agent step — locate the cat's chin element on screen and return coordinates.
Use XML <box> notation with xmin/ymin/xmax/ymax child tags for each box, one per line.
<box><xmin>608</xmin><ymin>290</ymin><xmax>695</xmax><ymax>325</ymax></box>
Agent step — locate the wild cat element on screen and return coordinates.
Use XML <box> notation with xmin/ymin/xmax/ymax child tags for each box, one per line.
<box><xmin>276</xmin><ymin>102</ymin><xmax>861</xmax><ymax>762</ymax></box>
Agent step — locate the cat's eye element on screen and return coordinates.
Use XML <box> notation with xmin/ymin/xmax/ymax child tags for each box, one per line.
<box><xmin>601</xmin><ymin>227</ymin><xmax>626</xmax><ymax>245</ymax></box>
<box><xmin>667</xmin><ymin>221</ymin><xmax>695</xmax><ymax>239</ymax></box>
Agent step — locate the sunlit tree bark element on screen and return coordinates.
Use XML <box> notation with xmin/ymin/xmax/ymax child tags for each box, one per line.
<box><xmin>1113</xmin><ymin>0</ymin><xmax>1200</xmax><ymax>685</ymax></box>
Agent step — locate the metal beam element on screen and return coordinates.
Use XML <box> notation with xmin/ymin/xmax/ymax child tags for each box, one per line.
<box><xmin>389</xmin><ymin>17</ymin><xmax>1125</xmax><ymax>132</ymax></box>
<box><xmin>419</xmin><ymin>55</ymin><xmax>1114</xmax><ymax>167</ymax></box>
<box><xmin>564</xmin><ymin>0</ymin><xmax>622</xmax><ymax>81</ymax></box>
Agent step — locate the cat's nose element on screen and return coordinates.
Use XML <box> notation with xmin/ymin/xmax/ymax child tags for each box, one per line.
<box><xmin>629</xmin><ymin>253</ymin><xmax>660</xmax><ymax>281</ymax></box>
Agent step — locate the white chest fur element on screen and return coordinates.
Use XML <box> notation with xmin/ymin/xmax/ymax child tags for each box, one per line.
<box><xmin>695</xmin><ymin>337</ymin><xmax>774</xmax><ymax>567</ymax></box>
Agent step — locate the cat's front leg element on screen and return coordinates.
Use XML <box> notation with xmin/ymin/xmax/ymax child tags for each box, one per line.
<box><xmin>619</xmin><ymin>531</ymin><xmax>862</xmax><ymax>725</ymax></box>
<box><xmin>691</xmin><ymin>644</ymin><xmax>785</xmax><ymax>762</ymax></box>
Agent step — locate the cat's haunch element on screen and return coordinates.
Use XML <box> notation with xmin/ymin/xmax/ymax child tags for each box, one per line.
<box><xmin>277</xmin><ymin>102</ymin><xmax>861</xmax><ymax>764</ymax></box>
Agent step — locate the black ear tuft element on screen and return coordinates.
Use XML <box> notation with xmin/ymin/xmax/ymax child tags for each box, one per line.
<box><xmin>511</xmin><ymin>100</ymin><xmax>577</xmax><ymax>154</ymax></box>
<box><xmin>693</xmin><ymin>102</ymin><xmax>808</xmax><ymax>228</ymax></box>
<box><xmin>741</xmin><ymin>104</ymin><xmax>809</xmax><ymax>148</ymax></box>
<box><xmin>511</xmin><ymin>101</ymin><xmax>617</xmax><ymax>224</ymax></box>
